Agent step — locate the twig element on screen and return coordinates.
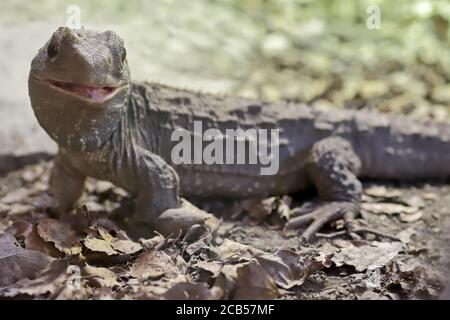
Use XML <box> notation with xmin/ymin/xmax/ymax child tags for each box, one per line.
<box><xmin>316</xmin><ymin>228</ymin><xmax>400</xmax><ymax>241</ymax></box>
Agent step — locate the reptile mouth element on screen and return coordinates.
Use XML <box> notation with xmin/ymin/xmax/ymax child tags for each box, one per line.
<box><xmin>46</xmin><ymin>79</ymin><xmax>119</xmax><ymax>103</ymax></box>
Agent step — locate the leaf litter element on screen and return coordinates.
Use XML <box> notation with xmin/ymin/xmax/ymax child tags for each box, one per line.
<box><xmin>0</xmin><ymin>163</ymin><xmax>449</xmax><ymax>299</ymax></box>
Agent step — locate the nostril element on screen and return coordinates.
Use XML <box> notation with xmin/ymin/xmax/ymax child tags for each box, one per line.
<box><xmin>47</xmin><ymin>42</ymin><xmax>58</xmax><ymax>59</ymax></box>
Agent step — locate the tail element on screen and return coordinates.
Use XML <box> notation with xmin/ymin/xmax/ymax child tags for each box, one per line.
<box><xmin>352</xmin><ymin>111</ymin><xmax>450</xmax><ymax>180</ymax></box>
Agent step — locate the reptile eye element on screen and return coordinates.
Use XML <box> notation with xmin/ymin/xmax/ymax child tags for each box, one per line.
<box><xmin>121</xmin><ymin>48</ymin><xmax>127</xmax><ymax>63</ymax></box>
<box><xmin>47</xmin><ymin>42</ymin><xmax>58</xmax><ymax>59</ymax></box>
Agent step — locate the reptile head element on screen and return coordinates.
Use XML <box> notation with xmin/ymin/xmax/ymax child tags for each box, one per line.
<box><xmin>29</xmin><ymin>27</ymin><xmax>131</xmax><ymax>151</ymax></box>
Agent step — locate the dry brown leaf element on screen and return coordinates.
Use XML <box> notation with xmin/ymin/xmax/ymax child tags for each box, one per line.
<box><xmin>85</xmin><ymin>218</ymin><xmax>120</xmax><ymax>235</ymax></box>
<box><xmin>238</xmin><ymin>196</ymin><xmax>292</xmax><ymax>225</ymax></box>
<box><xmin>83</xmin><ymin>228</ymin><xmax>138</xmax><ymax>265</ymax></box>
<box><xmin>255</xmin><ymin>249</ymin><xmax>321</xmax><ymax>289</ymax></box>
<box><xmin>98</xmin><ymin>227</ymin><xmax>114</xmax><ymax>242</ymax></box>
<box><xmin>233</xmin><ymin>262</ymin><xmax>279</xmax><ymax>299</ymax></box>
<box><xmin>130</xmin><ymin>251</ymin><xmax>178</xmax><ymax>280</ymax></box>
<box><xmin>0</xmin><ymin>259</ymin><xmax>70</xmax><ymax>298</ymax></box>
<box><xmin>385</xmin><ymin>256</ymin><xmax>443</xmax><ymax>298</ymax></box>
<box><xmin>84</xmin><ymin>264</ymin><xmax>120</xmax><ymax>288</ymax></box>
<box><xmin>0</xmin><ymin>233</ymin><xmax>54</xmax><ymax>287</ymax></box>
<box><xmin>110</xmin><ymin>230</ymin><xmax>143</xmax><ymax>255</ymax></box>
<box><xmin>241</xmin><ymin>197</ymin><xmax>275</xmax><ymax>222</ymax></box>
<box><xmin>111</xmin><ymin>238</ymin><xmax>143</xmax><ymax>255</ymax></box>
<box><xmin>157</xmin><ymin>199</ymin><xmax>213</xmax><ymax>236</ymax></box>
<box><xmin>213</xmin><ymin>263</ymin><xmax>242</xmax><ymax>298</ymax></box>
<box><xmin>213</xmin><ymin>260</ymin><xmax>279</xmax><ymax>300</ymax></box>
<box><xmin>314</xmin><ymin>242</ymin><xmax>338</xmax><ymax>267</ymax></box>
<box><xmin>37</xmin><ymin>219</ymin><xmax>81</xmax><ymax>255</ymax></box>
<box><xmin>185</xmin><ymin>239</ymin><xmax>208</xmax><ymax>256</ymax></box>
<box><xmin>196</xmin><ymin>260</ymin><xmax>222</xmax><ymax>278</ymax></box>
<box><xmin>216</xmin><ymin>239</ymin><xmax>262</xmax><ymax>261</ymax></box>
<box><xmin>139</xmin><ymin>235</ymin><xmax>165</xmax><ymax>249</ymax></box>
<box><xmin>25</xmin><ymin>225</ymin><xmax>62</xmax><ymax>258</ymax></box>
<box><xmin>7</xmin><ymin>220</ymin><xmax>33</xmax><ymax>238</ymax></box>
<box><xmin>332</xmin><ymin>241</ymin><xmax>403</xmax><ymax>272</ymax></box>
<box><xmin>83</xmin><ymin>236</ymin><xmax>119</xmax><ymax>256</ymax></box>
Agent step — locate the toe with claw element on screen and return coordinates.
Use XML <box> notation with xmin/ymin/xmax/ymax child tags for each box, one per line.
<box><xmin>283</xmin><ymin>201</ymin><xmax>360</xmax><ymax>242</ymax></box>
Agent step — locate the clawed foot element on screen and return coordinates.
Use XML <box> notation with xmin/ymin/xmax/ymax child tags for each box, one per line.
<box><xmin>283</xmin><ymin>201</ymin><xmax>360</xmax><ymax>242</ymax></box>
<box><xmin>130</xmin><ymin>199</ymin><xmax>220</xmax><ymax>241</ymax></box>
<box><xmin>156</xmin><ymin>199</ymin><xmax>219</xmax><ymax>239</ymax></box>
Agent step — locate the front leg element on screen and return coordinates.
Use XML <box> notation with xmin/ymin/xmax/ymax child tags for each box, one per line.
<box><xmin>128</xmin><ymin>147</ymin><xmax>180</xmax><ymax>226</ymax></box>
<box><xmin>284</xmin><ymin>137</ymin><xmax>363</xmax><ymax>241</ymax></box>
<box><xmin>49</xmin><ymin>152</ymin><xmax>86</xmax><ymax>214</ymax></box>
<box><xmin>125</xmin><ymin>147</ymin><xmax>214</xmax><ymax>237</ymax></box>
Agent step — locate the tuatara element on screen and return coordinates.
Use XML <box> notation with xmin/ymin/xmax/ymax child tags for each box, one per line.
<box><xmin>28</xmin><ymin>27</ymin><xmax>450</xmax><ymax>241</ymax></box>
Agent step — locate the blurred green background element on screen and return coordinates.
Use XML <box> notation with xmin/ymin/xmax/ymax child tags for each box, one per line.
<box><xmin>1</xmin><ymin>0</ymin><xmax>450</xmax><ymax>120</ymax></box>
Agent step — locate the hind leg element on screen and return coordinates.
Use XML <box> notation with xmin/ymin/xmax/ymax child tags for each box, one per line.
<box><xmin>284</xmin><ymin>137</ymin><xmax>363</xmax><ymax>241</ymax></box>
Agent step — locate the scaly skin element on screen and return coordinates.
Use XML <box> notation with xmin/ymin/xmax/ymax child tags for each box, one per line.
<box><xmin>28</xmin><ymin>28</ymin><xmax>450</xmax><ymax>241</ymax></box>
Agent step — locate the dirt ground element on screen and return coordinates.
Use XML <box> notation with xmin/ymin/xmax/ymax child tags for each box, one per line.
<box><xmin>0</xmin><ymin>161</ymin><xmax>449</xmax><ymax>300</ymax></box>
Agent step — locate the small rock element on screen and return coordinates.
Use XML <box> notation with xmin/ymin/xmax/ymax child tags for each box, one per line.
<box><xmin>93</xmin><ymin>181</ymin><xmax>115</xmax><ymax>194</ymax></box>
<box><xmin>9</xmin><ymin>204</ymin><xmax>35</xmax><ymax>215</ymax></box>
<box><xmin>361</xmin><ymin>202</ymin><xmax>418</xmax><ymax>216</ymax></box>
<box><xmin>399</xmin><ymin>210</ymin><xmax>423</xmax><ymax>223</ymax></box>
<box><xmin>397</xmin><ymin>195</ymin><xmax>425</xmax><ymax>208</ymax></box>
<box><xmin>424</xmin><ymin>193</ymin><xmax>438</xmax><ymax>201</ymax></box>
<box><xmin>0</xmin><ymin>203</ymin><xmax>10</xmax><ymax>216</ymax></box>
<box><xmin>364</xmin><ymin>186</ymin><xmax>402</xmax><ymax>198</ymax></box>
<box><xmin>397</xmin><ymin>228</ymin><xmax>416</xmax><ymax>243</ymax></box>
<box><xmin>82</xmin><ymin>201</ymin><xmax>106</xmax><ymax>214</ymax></box>
<box><xmin>21</xmin><ymin>166</ymin><xmax>44</xmax><ymax>183</ymax></box>
<box><xmin>1</xmin><ymin>188</ymin><xmax>31</xmax><ymax>205</ymax></box>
